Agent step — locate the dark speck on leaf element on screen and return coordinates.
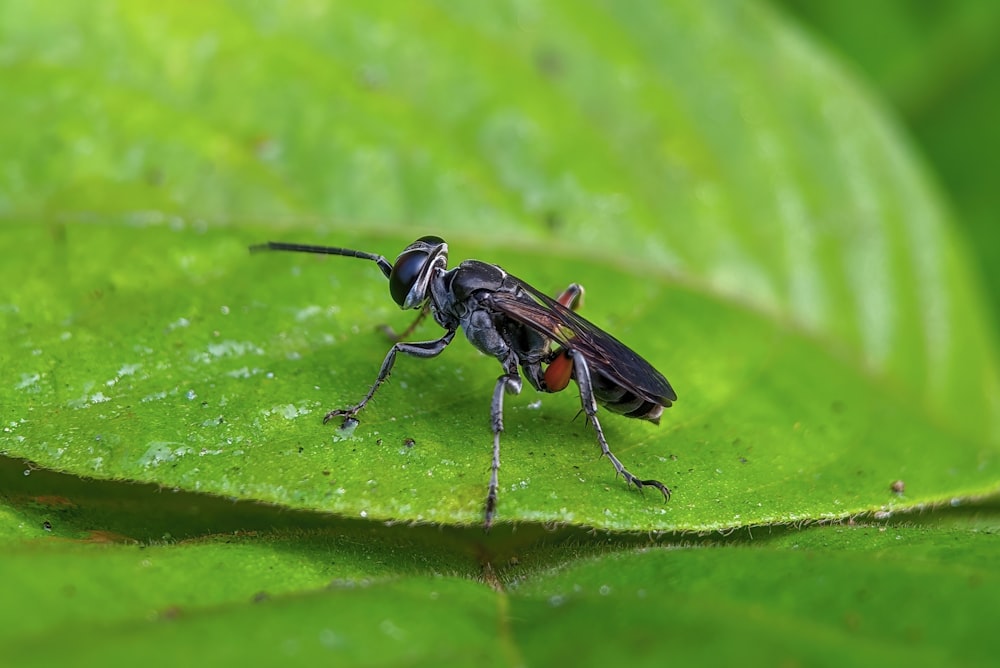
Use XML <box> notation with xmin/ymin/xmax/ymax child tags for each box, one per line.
<box><xmin>159</xmin><ymin>606</ymin><xmax>183</xmax><ymax>620</ymax></box>
<box><xmin>534</xmin><ymin>48</ymin><xmax>564</xmax><ymax>78</ymax></box>
<box><xmin>543</xmin><ymin>210</ymin><xmax>563</xmax><ymax>231</ymax></box>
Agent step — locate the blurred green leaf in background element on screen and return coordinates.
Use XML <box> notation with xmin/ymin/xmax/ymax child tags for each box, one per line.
<box><xmin>776</xmin><ymin>0</ymin><xmax>1000</xmax><ymax>327</ymax></box>
<box><xmin>1</xmin><ymin>1</ymin><xmax>998</xmax><ymax>665</ymax></box>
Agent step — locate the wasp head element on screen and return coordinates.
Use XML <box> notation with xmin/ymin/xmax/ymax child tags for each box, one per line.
<box><xmin>389</xmin><ymin>236</ymin><xmax>448</xmax><ymax>309</ymax></box>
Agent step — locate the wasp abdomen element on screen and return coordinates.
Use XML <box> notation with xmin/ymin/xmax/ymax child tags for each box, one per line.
<box><xmin>592</xmin><ymin>372</ymin><xmax>665</xmax><ymax>424</ymax></box>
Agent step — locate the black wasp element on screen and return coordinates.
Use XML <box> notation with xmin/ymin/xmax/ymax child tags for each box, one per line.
<box><xmin>251</xmin><ymin>236</ymin><xmax>677</xmax><ymax>528</ymax></box>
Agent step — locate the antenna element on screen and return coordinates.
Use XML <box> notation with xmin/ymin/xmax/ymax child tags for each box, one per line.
<box><xmin>249</xmin><ymin>242</ymin><xmax>393</xmax><ymax>279</ymax></box>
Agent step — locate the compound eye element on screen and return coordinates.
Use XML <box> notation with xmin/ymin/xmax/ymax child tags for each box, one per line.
<box><xmin>389</xmin><ymin>249</ymin><xmax>428</xmax><ymax>307</ymax></box>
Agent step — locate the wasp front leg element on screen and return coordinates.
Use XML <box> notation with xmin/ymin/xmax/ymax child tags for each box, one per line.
<box><xmin>568</xmin><ymin>350</ymin><xmax>671</xmax><ymax>501</ymax></box>
<box><xmin>323</xmin><ymin>329</ymin><xmax>457</xmax><ymax>424</ymax></box>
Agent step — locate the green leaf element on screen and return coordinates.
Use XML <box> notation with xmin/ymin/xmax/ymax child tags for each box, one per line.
<box><xmin>1</xmin><ymin>1</ymin><xmax>999</xmax><ymax>664</ymax></box>
<box><xmin>4</xmin><ymin>469</ymin><xmax>999</xmax><ymax>666</ymax></box>
<box><xmin>4</xmin><ymin>216</ymin><xmax>997</xmax><ymax>530</ymax></box>
<box><xmin>2</xmin><ymin>0</ymin><xmax>997</xmax><ymax>531</ymax></box>
<box><xmin>510</xmin><ymin>517</ymin><xmax>1000</xmax><ymax>666</ymax></box>
<box><xmin>774</xmin><ymin>0</ymin><xmax>1000</xmax><ymax>310</ymax></box>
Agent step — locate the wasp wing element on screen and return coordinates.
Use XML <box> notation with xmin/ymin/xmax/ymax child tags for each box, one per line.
<box><xmin>487</xmin><ymin>277</ymin><xmax>676</xmax><ymax>406</ymax></box>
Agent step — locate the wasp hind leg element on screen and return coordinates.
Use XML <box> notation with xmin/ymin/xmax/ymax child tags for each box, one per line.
<box><xmin>323</xmin><ymin>329</ymin><xmax>457</xmax><ymax>424</ymax></box>
<box><xmin>569</xmin><ymin>350</ymin><xmax>671</xmax><ymax>502</ymax></box>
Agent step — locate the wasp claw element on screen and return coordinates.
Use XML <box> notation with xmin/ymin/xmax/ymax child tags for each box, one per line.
<box><xmin>483</xmin><ymin>504</ymin><xmax>496</xmax><ymax>533</ymax></box>
<box><xmin>638</xmin><ymin>479</ymin><xmax>672</xmax><ymax>502</ymax></box>
<box><xmin>323</xmin><ymin>409</ymin><xmax>356</xmax><ymax>424</ymax></box>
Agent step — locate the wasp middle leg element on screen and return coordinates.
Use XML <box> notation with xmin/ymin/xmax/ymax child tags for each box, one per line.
<box><xmin>484</xmin><ymin>358</ymin><xmax>522</xmax><ymax>530</ymax></box>
<box><xmin>378</xmin><ymin>303</ymin><xmax>431</xmax><ymax>342</ymax></box>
